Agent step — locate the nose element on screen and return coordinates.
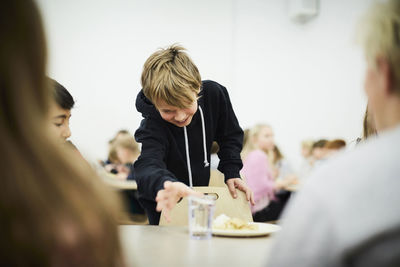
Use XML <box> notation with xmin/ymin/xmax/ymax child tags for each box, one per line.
<box><xmin>174</xmin><ymin>110</ymin><xmax>186</xmax><ymax>121</ymax></box>
<box><xmin>62</xmin><ymin>125</ymin><xmax>72</xmax><ymax>140</ymax></box>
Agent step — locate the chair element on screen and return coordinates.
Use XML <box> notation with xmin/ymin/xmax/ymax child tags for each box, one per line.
<box><xmin>159</xmin><ymin>186</ymin><xmax>253</xmax><ymax>226</ymax></box>
<box><xmin>208</xmin><ymin>170</ymin><xmax>226</xmax><ymax>187</ymax></box>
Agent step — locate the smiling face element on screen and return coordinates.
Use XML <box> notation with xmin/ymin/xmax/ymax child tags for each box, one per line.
<box><xmin>155</xmin><ymin>96</ymin><xmax>198</xmax><ymax>127</ymax></box>
<box><xmin>48</xmin><ymin>100</ymin><xmax>72</xmax><ymax>142</ymax></box>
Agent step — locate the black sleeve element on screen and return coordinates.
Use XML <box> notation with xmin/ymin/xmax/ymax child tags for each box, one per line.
<box><xmin>133</xmin><ymin>119</ymin><xmax>177</xmax><ymax>201</ymax></box>
<box><xmin>214</xmin><ymin>84</ymin><xmax>244</xmax><ymax>181</ymax></box>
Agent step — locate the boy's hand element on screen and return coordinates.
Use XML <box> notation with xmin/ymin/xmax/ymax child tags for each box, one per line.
<box><xmin>156</xmin><ymin>181</ymin><xmax>203</xmax><ymax>222</ymax></box>
<box><xmin>226</xmin><ymin>178</ymin><xmax>255</xmax><ymax>205</ymax></box>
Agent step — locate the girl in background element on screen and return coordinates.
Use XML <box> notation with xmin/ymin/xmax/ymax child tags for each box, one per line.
<box><xmin>241</xmin><ymin>124</ymin><xmax>288</xmax><ymax>222</ymax></box>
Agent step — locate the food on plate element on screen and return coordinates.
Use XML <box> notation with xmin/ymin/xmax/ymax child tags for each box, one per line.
<box><xmin>212</xmin><ymin>214</ymin><xmax>258</xmax><ymax>231</ymax></box>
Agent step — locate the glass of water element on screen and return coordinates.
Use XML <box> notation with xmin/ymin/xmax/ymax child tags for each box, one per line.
<box><xmin>188</xmin><ymin>195</ymin><xmax>216</xmax><ymax>240</ymax></box>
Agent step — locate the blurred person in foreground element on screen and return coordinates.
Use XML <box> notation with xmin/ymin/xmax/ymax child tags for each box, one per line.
<box><xmin>0</xmin><ymin>1</ymin><xmax>124</xmax><ymax>266</ymax></box>
<box><xmin>266</xmin><ymin>1</ymin><xmax>400</xmax><ymax>266</ymax></box>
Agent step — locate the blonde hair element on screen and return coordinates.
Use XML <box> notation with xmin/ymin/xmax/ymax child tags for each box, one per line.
<box><xmin>0</xmin><ymin>1</ymin><xmax>124</xmax><ymax>265</ymax></box>
<box><xmin>141</xmin><ymin>44</ymin><xmax>202</xmax><ymax>108</ymax></box>
<box><xmin>301</xmin><ymin>139</ymin><xmax>314</xmax><ymax>150</ymax></box>
<box><xmin>358</xmin><ymin>0</ymin><xmax>400</xmax><ymax>95</ymax></box>
<box><xmin>109</xmin><ymin>135</ymin><xmax>140</xmax><ymax>163</ymax></box>
<box><xmin>241</xmin><ymin>124</ymin><xmax>272</xmax><ymax>160</ymax></box>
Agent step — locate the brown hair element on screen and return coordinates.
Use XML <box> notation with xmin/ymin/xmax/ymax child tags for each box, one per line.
<box><xmin>325</xmin><ymin>139</ymin><xmax>347</xmax><ymax>150</ymax></box>
<box><xmin>312</xmin><ymin>139</ymin><xmax>328</xmax><ymax>150</ymax></box>
<box><xmin>210</xmin><ymin>141</ymin><xmax>220</xmax><ymax>154</ymax></box>
<box><xmin>0</xmin><ymin>1</ymin><xmax>124</xmax><ymax>266</ymax></box>
<box><xmin>141</xmin><ymin>44</ymin><xmax>202</xmax><ymax>108</ymax></box>
<box><xmin>272</xmin><ymin>145</ymin><xmax>284</xmax><ymax>165</ymax></box>
<box><xmin>363</xmin><ymin>105</ymin><xmax>377</xmax><ymax>139</ymax></box>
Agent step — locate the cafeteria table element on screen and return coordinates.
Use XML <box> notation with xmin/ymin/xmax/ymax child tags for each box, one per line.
<box><xmin>120</xmin><ymin>225</ymin><xmax>275</xmax><ymax>267</ymax></box>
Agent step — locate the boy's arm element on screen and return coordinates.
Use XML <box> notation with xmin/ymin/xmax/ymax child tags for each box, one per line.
<box><xmin>133</xmin><ymin>120</ymin><xmax>177</xmax><ymax>201</ymax></box>
<box><xmin>213</xmin><ymin>84</ymin><xmax>254</xmax><ymax>205</ymax></box>
<box><xmin>214</xmin><ymin>85</ymin><xmax>244</xmax><ymax>181</ymax></box>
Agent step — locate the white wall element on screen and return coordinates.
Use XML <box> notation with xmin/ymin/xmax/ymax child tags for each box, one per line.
<box><xmin>36</xmin><ymin>0</ymin><xmax>373</xmax><ymax>169</ymax></box>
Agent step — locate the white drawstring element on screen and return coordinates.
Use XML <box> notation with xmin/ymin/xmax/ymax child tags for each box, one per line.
<box><xmin>198</xmin><ymin>106</ymin><xmax>210</xmax><ymax>167</ymax></box>
<box><xmin>183</xmin><ymin>126</ymin><xmax>193</xmax><ymax>188</ymax></box>
<box><xmin>183</xmin><ymin>105</ymin><xmax>209</xmax><ymax>188</ymax></box>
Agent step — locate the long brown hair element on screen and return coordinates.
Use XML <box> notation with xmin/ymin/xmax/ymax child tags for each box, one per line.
<box><xmin>363</xmin><ymin>105</ymin><xmax>377</xmax><ymax>139</ymax></box>
<box><xmin>0</xmin><ymin>1</ymin><xmax>124</xmax><ymax>266</ymax></box>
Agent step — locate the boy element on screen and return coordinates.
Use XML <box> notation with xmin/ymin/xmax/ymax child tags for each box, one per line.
<box><xmin>133</xmin><ymin>45</ymin><xmax>254</xmax><ymax>224</ymax></box>
<box><xmin>48</xmin><ymin>78</ymin><xmax>74</xmax><ymax>143</ymax></box>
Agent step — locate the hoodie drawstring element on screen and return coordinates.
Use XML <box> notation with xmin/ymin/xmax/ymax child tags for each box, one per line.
<box><xmin>183</xmin><ymin>126</ymin><xmax>193</xmax><ymax>188</ymax></box>
<box><xmin>198</xmin><ymin>106</ymin><xmax>210</xmax><ymax>168</ymax></box>
<box><xmin>183</xmin><ymin>105</ymin><xmax>209</xmax><ymax>188</ymax></box>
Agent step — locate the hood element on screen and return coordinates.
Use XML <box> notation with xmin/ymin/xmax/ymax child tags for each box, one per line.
<box><xmin>135</xmin><ymin>90</ymin><xmax>162</xmax><ymax>120</ymax></box>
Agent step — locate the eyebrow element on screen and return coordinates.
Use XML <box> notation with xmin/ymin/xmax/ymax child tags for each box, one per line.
<box><xmin>52</xmin><ymin>114</ymin><xmax>68</xmax><ymax>119</ymax></box>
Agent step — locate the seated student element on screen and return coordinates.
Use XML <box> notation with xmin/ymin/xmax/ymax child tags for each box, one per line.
<box><xmin>109</xmin><ymin>136</ymin><xmax>145</xmax><ymax>215</ymax></box>
<box><xmin>48</xmin><ymin>78</ymin><xmax>74</xmax><ymax>143</ymax></box>
<box><xmin>209</xmin><ymin>141</ymin><xmax>220</xmax><ymax>170</ymax></box>
<box><xmin>0</xmin><ymin>1</ymin><xmax>123</xmax><ymax>266</ymax></box>
<box><xmin>102</xmin><ymin>129</ymin><xmax>133</xmax><ymax>167</ymax></box>
<box><xmin>310</xmin><ymin>139</ymin><xmax>328</xmax><ymax>168</ymax></box>
<box><xmin>271</xmin><ymin>145</ymin><xmax>299</xmax><ymax>188</ymax></box>
<box><xmin>241</xmin><ymin>124</ymin><xmax>289</xmax><ymax>222</ymax></box>
<box><xmin>298</xmin><ymin>139</ymin><xmax>314</xmax><ymax>180</ymax></box>
<box><xmin>133</xmin><ymin>44</ymin><xmax>254</xmax><ymax>224</ymax></box>
<box><xmin>324</xmin><ymin>139</ymin><xmax>346</xmax><ymax>158</ymax></box>
<box><xmin>47</xmin><ymin>78</ymin><xmax>88</xmax><ymax>162</ymax></box>
<box><xmin>266</xmin><ymin>0</ymin><xmax>400</xmax><ymax>265</ymax></box>
<box><xmin>110</xmin><ymin>135</ymin><xmax>140</xmax><ymax>180</ymax></box>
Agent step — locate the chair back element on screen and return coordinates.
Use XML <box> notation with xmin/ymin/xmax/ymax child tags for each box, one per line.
<box><xmin>159</xmin><ymin>186</ymin><xmax>253</xmax><ymax>226</ymax></box>
<box><xmin>208</xmin><ymin>170</ymin><xmax>225</xmax><ymax>187</ymax></box>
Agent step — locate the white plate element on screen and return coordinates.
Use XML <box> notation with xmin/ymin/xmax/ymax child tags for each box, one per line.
<box><xmin>212</xmin><ymin>222</ymin><xmax>281</xmax><ymax>237</ymax></box>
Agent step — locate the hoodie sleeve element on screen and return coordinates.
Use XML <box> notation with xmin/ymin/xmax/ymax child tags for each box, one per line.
<box><xmin>133</xmin><ymin>119</ymin><xmax>178</xmax><ymax>201</ymax></box>
<box><xmin>213</xmin><ymin>84</ymin><xmax>244</xmax><ymax>181</ymax></box>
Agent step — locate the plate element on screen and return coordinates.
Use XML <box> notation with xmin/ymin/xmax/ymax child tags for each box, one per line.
<box><xmin>212</xmin><ymin>222</ymin><xmax>281</xmax><ymax>237</ymax></box>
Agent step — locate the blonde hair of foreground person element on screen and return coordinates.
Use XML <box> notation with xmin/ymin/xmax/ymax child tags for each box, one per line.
<box><xmin>0</xmin><ymin>1</ymin><xmax>124</xmax><ymax>266</ymax></box>
<box><xmin>358</xmin><ymin>0</ymin><xmax>400</xmax><ymax>97</ymax></box>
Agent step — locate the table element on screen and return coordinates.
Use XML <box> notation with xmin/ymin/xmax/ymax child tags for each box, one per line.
<box><xmin>100</xmin><ymin>171</ymin><xmax>138</xmax><ymax>190</ymax></box>
<box><xmin>104</xmin><ymin>179</ymin><xmax>137</xmax><ymax>190</ymax></box>
<box><xmin>120</xmin><ymin>225</ymin><xmax>275</xmax><ymax>267</ymax></box>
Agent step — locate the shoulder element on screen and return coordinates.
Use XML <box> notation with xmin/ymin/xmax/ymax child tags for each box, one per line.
<box><xmin>247</xmin><ymin>149</ymin><xmax>268</xmax><ymax>160</ymax></box>
<box><xmin>307</xmin><ymin>128</ymin><xmax>400</xmax><ymax>193</ymax></box>
<box><xmin>244</xmin><ymin>150</ymin><xmax>268</xmax><ymax>165</ymax></box>
<box><xmin>135</xmin><ymin>117</ymin><xmax>168</xmax><ymax>142</ymax></box>
<box><xmin>201</xmin><ymin>80</ymin><xmax>229</xmax><ymax>97</ymax></box>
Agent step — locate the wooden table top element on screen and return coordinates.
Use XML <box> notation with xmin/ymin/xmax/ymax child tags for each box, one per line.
<box><xmin>120</xmin><ymin>225</ymin><xmax>275</xmax><ymax>267</ymax></box>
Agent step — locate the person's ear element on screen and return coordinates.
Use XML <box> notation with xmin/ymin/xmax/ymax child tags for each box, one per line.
<box><xmin>376</xmin><ymin>57</ymin><xmax>393</xmax><ymax>96</ymax></box>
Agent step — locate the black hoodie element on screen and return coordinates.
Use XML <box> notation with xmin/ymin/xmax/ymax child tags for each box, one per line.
<box><xmin>133</xmin><ymin>80</ymin><xmax>243</xmax><ymax>224</ymax></box>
